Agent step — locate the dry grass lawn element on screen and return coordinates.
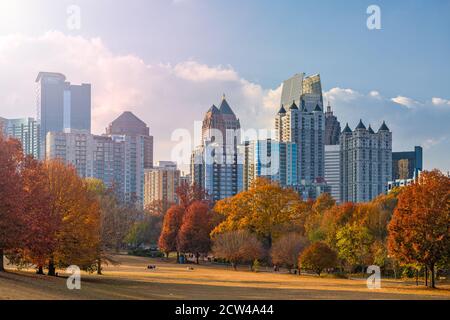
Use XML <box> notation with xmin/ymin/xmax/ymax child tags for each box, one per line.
<box><xmin>1</xmin><ymin>254</ymin><xmax>449</xmax><ymax>300</ymax></box>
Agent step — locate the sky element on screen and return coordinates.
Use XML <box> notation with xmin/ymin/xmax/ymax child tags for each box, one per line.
<box><xmin>0</xmin><ymin>0</ymin><xmax>449</xmax><ymax>172</ymax></box>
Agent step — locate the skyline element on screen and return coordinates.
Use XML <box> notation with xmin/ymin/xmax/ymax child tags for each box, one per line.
<box><xmin>0</xmin><ymin>0</ymin><xmax>449</xmax><ymax>172</ymax></box>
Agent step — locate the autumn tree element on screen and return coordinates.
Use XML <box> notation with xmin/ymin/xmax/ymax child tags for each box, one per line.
<box><xmin>158</xmin><ymin>205</ymin><xmax>185</xmax><ymax>258</ymax></box>
<box><xmin>19</xmin><ymin>156</ymin><xmax>58</xmax><ymax>274</ymax></box>
<box><xmin>0</xmin><ymin>136</ymin><xmax>24</xmax><ymax>272</ymax></box>
<box><xmin>45</xmin><ymin>160</ymin><xmax>100</xmax><ymax>274</ymax></box>
<box><xmin>304</xmin><ymin>193</ymin><xmax>336</xmax><ymax>242</ymax></box>
<box><xmin>299</xmin><ymin>242</ymin><xmax>338</xmax><ymax>276</ymax></box>
<box><xmin>271</xmin><ymin>233</ymin><xmax>308</xmax><ymax>273</ymax></box>
<box><xmin>176</xmin><ymin>181</ymin><xmax>209</xmax><ymax>209</ymax></box>
<box><xmin>213</xmin><ymin>178</ymin><xmax>303</xmax><ymax>247</ymax></box>
<box><xmin>388</xmin><ymin>170</ymin><xmax>450</xmax><ymax>288</ymax></box>
<box><xmin>212</xmin><ymin>230</ymin><xmax>264</xmax><ymax>270</ymax></box>
<box><xmin>177</xmin><ymin>201</ymin><xmax>216</xmax><ymax>264</ymax></box>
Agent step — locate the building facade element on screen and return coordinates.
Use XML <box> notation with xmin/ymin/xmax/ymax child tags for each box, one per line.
<box><xmin>0</xmin><ymin>117</ymin><xmax>40</xmax><ymax>159</ymax></box>
<box><xmin>392</xmin><ymin>146</ymin><xmax>423</xmax><ymax>180</ymax></box>
<box><xmin>324</xmin><ymin>144</ymin><xmax>341</xmax><ymax>203</ymax></box>
<box><xmin>275</xmin><ymin>73</ymin><xmax>326</xmax><ymax>199</ymax></box>
<box><xmin>324</xmin><ymin>103</ymin><xmax>341</xmax><ymax>145</ymax></box>
<box><xmin>144</xmin><ymin>161</ymin><xmax>180</xmax><ymax>209</ymax></box>
<box><xmin>191</xmin><ymin>96</ymin><xmax>243</xmax><ymax>201</ymax></box>
<box><xmin>340</xmin><ymin>120</ymin><xmax>392</xmax><ymax>203</ymax></box>
<box><xmin>36</xmin><ymin>72</ymin><xmax>91</xmax><ymax>158</ymax></box>
<box><xmin>243</xmin><ymin>139</ymin><xmax>297</xmax><ymax>190</ymax></box>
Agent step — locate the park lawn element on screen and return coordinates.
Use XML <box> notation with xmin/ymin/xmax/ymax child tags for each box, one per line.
<box><xmin>0</xmin><ymin>254</ymin><xmax>449</xmax><ymax>300</ymax></box>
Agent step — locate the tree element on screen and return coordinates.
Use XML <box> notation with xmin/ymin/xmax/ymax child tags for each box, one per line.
<box><xmin>336</xmin><ymin>223</ymin><xmax>373</xmax><ymax>270</ymax></box>
<box><xmin>176</xmin><ymin>181</ymin><xmax>209</xmax><ymax>209</ymax></box>
<box><xmin>177</xmin><ymin>201</ymin><xmax>216</xmax><ymax>264</ymax></box>
<box><xmin>299</xmin><ymin>242</ymin><xmax>338</xmax><ymax>276</ymax></box>
<box><xmin>45</xmin><ymin>160</ymin><xmax>101</xmax><ymax>274</ymax></box>
<box><xmin>212</xmin><ymin>230</ymin><xmax>264</xmax><ymax>270</ymax></box>
<box><xmin>212</xmin><ymin>178</ymin><xmax>303</xmax><ymax>247</ymax></box>
<box><xmin>388</xmin><ymin>170</ymin><xmax>450</xmax><ymax>288</ymax></box>
<box><xmin>0</xmin><ymin>136</ymin><xmax>24</xmax><ymax>272</ymax></box>
<box><xmin>19</xmin><ymin>156</ymin><xmax>58</xmax><ymax>274</ymax></box>
<box><xmin>158</xmin><ymin>205</ymin><xmax>185</xmax><ymax>257</ymax></box>
<box><xmin>271</xmin><ymin>233</ymin><xmax>308</xmax><ymax>273</ymax></box>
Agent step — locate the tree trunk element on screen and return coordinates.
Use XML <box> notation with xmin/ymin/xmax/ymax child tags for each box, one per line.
<box><xmin>37</xmin><ymin>266</ymin><xmax>44</xmax><ymax>275</ymax></box>
<box><xmin>196</xmin><ymin>253</ymin><xmax>199</xmax><ymax>265</ymax></box>
<box><xmin>97</xmin><ymin>259</ymin><xmax>102</xmax><ymax>275</ymax></box>
<box><xmin>176</xmin><ymin>252</ymin><xmax>180</xmax><ymax>263</ymax></box>
<box><xmin>48</xmin><ymin>260</ymin><xmax>56</xmax><ymax>276</ymax></box>
<box><xmin>430</xmin><ymin>264</ymin><xmax>436</xmax><ymax>289</ymax></box>
<box><xmin>415</xmin><ymin>268</ymin><xmax>419</xmax><ymax>286</ymax></box>
<box><xmin>232</xmin><ymin>262</ymin><xmax>237</xmax><ymax>270</ymax></box>
<box><xmin>0</xmin><ymin>249</ymin><xmax>4</xmax><ymax>272</ymax></box>
<box><xmin>425</xmin><ymin>265</ymin><xmax>428</xmax><ymax>287</ymax></box>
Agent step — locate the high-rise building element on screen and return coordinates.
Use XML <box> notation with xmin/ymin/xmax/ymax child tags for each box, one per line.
<box><xmin>243</xmin><ymin>139</ymin><xmax>297</xmax><ymax>190</ymax></box>
<box><xmin>392</xmin><ymin>146</ymin><xmax>423</xmax><ymax>180</ymax></box>
<box><xmin>106</xmin><ymin>111</ymin><xmax>153</xmax><ymax>169</ymax></box>
<box><xmin>106</xmin><ymin>112</ymin><xmax>154</xmax><ymax>206</ymax></box>
<box><xmin>36</xmin><ymin>72</ymin><xmax>91</xmax><ymax>158</ymax></box>
<box><xmin>144</xmin><ymin>161</ymin><xmax>180</xmax><ymax>209</ymax></box>
<box><xmin>0</xmin><ymin>117</ymin><xmax>40</xmax><ymax>159</ymax></box>
<box><xmin>324</xmin><ymin>144</ymin><xmax>341</xmax><ymax>203</ymax></box>
<box><xmin>324</xmin><ymin>103</ymin><xmax>341</xmax><ymax>145</ymax></box>
<box><xmin>275</xmin><ymin>73</ymin><xmax>326</xmax><ymax>199</ymax></box>
<box><xmin>340</xmin><ymin>120</ymin><xmax>392</xmax><ymax>203</ymax></box>
<box><xmin>191</xmin><ymin>95</ymin><xmax>243</xmax><ymax>201</ymax></box>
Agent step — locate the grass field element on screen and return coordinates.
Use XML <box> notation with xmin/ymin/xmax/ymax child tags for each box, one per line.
<box><xmin>1</xmin><ymin>254</ymin><xmax>449</xmax><ymax>300</ymax></box>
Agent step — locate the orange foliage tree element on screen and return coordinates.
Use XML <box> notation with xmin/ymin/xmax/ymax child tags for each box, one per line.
<box><xmin>158</xmin><ymin>205</ymin><xmax>185</xmax><ymax>258</ymax></box>
<box><xmin>388</xmin><ymin>170</ymin><xmax>450</xmax><ymax>288</ymax></box>
<box><xmin>299</xmin><ymin>242</ymin><xmax>338</xmax><ymax>276</ymax></box>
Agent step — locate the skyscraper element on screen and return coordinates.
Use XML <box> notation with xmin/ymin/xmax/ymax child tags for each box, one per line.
<box><xmin>243</xmin><ymin>139</ymin><xmax>297</xmax><ymax>190</ymax></box>
<box><xmin>324</xmin><ymin>102</ymin><xmax>341</xmax><ymax>145</ymax></box>
<box><xmin>340</xmin><ymin>120</ymin><xmax>392</xmax><ymax>203</ymax></box>
<box><xmin>324</xmin><ymin>144</ymin><xmax>341</xmax><ymax>203</ymax></box>
<box><xmin>191</xmin><ymin>95</ymin><xmax>243</xmax><ymax>201</ymax></box>
<box><xmin>36</xmin><ymin>72</ymin><xmax>91</xmax><ymax>158</ymax></box>
<box><xmin>106</xmin><ymin>112</ymin><xmax>154</xmax><ymax>206</ymax></box>
<box><xmin>275</xmin><ymin>73</ymin><xmax>326</xmax><ymax>199</ymax></box>
<box><xmin>0</xmin><ymin>117</ymin><xmax>40</xmax><ymax>159</ymax></box>
<box><xmin>392</xmin><ymin>146</ymin><xmax>423</xmax><ymax>180</ymax></box>
<box><xmin>106</xmin><ymin>111</ymin><xmax>153</xmax><ymax>169</ymax></box>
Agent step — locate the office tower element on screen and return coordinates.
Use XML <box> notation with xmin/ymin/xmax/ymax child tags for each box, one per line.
<box><xmin>275</xmin><ymin>73</ymin><xmax>325</xmax><ymax>199</ymax></box>
<box><xmin>340</xmin><ymin>120</ymin><xmax>392</xmax><ymax>203</ymax></box>
<box><xmin>36</xmin><ymin>72</ymin><xmax>91</xmax><ymax>158</ymax></box>
<box><xmin>144</xmin><ymin>161</ymin><xmax>181</xmax><ymax>209</ymax></box>
<box><xmin>191</xmin><ymin>95</ymin><xmax>243</xmax><ymax>201</ymax></box>
<box><xmin>0</xmin><ymin>117</ymin><xmax>40</xmax><ymax>159</ymax></box>
<box><xmin>243</xmin><ymin>139</ymin><xmax>298</xmax><ymax>190</ymax></box>
<box><xmin>324</xmin><ymin>144</ymin><xmax>341</xmax><ymax>203</ymax></box>
<box><xmin>280</xmin><ymin>73</ymin><xmax>324</xmax><ymax>112</ymax></box>
<box><xmin>106</xmin><ymin>112</ymin><xmax>153</xmax><ymax>206</ymax></box>
<box><xmin>46</xmin><ymin>130</ymin><xmax>95</xmax><ymax>178</ymax></box>
<box><xmin>392</xmin><ymin>146</ymin><xmax>423</xmax><ymax>180</ymax></box>
<box><xmin>106</xmin><ymin>111</ymin><xmax>153</xmax><ymax>169</ymax></box>
<box><xmin>324</xmin><ymin>102</ymin><xmax>341</xmax><ymax>145</ymax></box>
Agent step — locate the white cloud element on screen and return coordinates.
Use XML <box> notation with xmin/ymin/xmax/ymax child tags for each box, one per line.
<box><xmin>431</xmin><ymin>97</ymin><xmax>450</xmax><ymax>107</ymax></box>
<box><xmin>368</xmin><ymin>90</ymin><xmax>382</xmax><ymax>99</ymax></box>
<box><xmin>391</xmin><ymin>96</ymin><xmax>421</xmax><ymax>108</ymax></box>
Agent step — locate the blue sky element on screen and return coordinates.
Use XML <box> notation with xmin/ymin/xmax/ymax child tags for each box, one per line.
<box><xmin>0</xmin><ymin>0</ymin><xmax>449</xmax><ymax>171</ymax></box>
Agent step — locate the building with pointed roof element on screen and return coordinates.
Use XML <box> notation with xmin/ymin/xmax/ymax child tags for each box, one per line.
<box><xmin>340</xmin><ymin>120</ymin><xmax>392</xmax><ymax>203</ymax></box>
<box><xmin>192</xmin><ymin>95</ymin><xmax>243</xmax><ymax>201</ymax></box>
<box><xmin>325</xmin><ymin>102</ymin><xmax>341</xmax><ymax>145</ymax></box>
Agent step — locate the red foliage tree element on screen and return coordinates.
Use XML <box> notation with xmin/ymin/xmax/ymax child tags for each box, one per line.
<box><xmin>158</xmin><ymin>205</ymin><xmax>185</xmax><ymax>257</ymax></box>
<box><xmin>0</xmin><ymin>136</ymin><xmax>24</xmax><ymax>271</ymax></box>
<box><xmin>177</xmin><ymin>201</ymin><xmax>215</xmax><ymax>264</ymax></box>
<box><xmin>388</xmin><ymin>170</ymin><xmax>450</xmax><ymax>288</ymax></box>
